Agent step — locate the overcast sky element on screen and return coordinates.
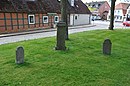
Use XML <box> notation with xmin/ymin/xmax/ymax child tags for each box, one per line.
<box><xmin>82</xmin><ymin>0</ymin><xmax>108</xmax><ymax>3</ymax></box>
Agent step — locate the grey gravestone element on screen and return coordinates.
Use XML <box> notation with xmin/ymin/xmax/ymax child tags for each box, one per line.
<box><xmin>16</xmin><ymin>46</ymin><xmax>24</xmax><ymax>64</ymax></box>
<box><xmin>103</xmin><ymin>39</ymin><xmax>112</xmax><ymax>55</ymax></box>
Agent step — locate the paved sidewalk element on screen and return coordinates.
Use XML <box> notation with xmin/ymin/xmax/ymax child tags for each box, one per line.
<box><xmin>0</xmin><ymin>24</ymin><xmax>95</xmax><ymax>38</ymax></box>
<box><xmin>0</xmin><ymin>24</ymin><xmax>96</xmax><ymax>45</ymax></box>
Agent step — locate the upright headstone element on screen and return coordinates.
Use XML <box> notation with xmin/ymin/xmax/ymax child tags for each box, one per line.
<box><xmin>103</xmin><ymin>39</ymin><xmax>112</xmax><ymax>55</ymax></box>
<box><xmin>16</xmin><ymin>46</ymin><xmax>24</xmax><ymax>64</ymax></box>
<box><xmin>55</xmin><ymin>21</ymin><xmax>66</xmax><ymax>50</ymax></box>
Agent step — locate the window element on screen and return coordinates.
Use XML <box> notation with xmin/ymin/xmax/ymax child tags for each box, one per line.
<box><xmin>75</xmin><ymin>16</ymin><xmax>78</xmax><ymax>20</ymax></box>
<box><xmin>43</xmin><ymin>16</ymin><xmax>48</xmax><ymax>23</ymax></box>
<box><xmin>118</xmin><ymin>10</ymin><xmax>120</xmax><ymax>14</ymax></box>
<box><xmin>117</xmin><ymin>16</ymin><xmax>119</xmax><ymax>19</ymax></box>
<box><xmin>98</xmin><ymin>4</ymin><xmax>101</xmax><ymax>7</ymax></box>
<box><xmin>128</xmin><ymin>10</ymin><xmax>130</xmax><ymax>13</ymax></box>
<box><xmin>120</xmin><ymin>16</ymin><xmax>122</xmax><ymax>20</ymax></box>
<box><xmin>71</xmin><ymin>0</ymin><xmax>74</xmax><ymax>6</ymax></box>
<box><xmin>92</xmin><ymin>4</ymin><xmax>95</xmax><ymax>7</ymax></box>
<box><xmin>54</xmin><ymin>16</ymin><xmax>59</xmax><ymax>23</ymax></box>
<box><xmin>28</xmin><ymin>15</ymin><xmax>35</xmax><ymax>24</ymax></box>
<box><xmin>109</xmin><ymin>16</ymin><xmax>110</xmax><ymax>19</ymax></box>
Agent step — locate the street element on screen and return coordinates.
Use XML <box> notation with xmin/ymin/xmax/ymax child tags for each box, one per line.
<box><xmin>92</xmin><ymin>20</ymin><xmax>129</xmax><ymax>29</ymax></box>
<box><xmin>0</xmin><ymin>20</ymin><xmax>130</xmax><ymax>45</ymax></box>
<box><xmin>68</xmin><ymin>20</ymin><xmax>130</xmax><ymax>34</ymax></box>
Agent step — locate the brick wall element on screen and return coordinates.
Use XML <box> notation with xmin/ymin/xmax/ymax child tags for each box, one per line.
<box><xmin>0</xmin><ymin>13</ymin><xmax>61</xmax><ymax>34</ymax></box>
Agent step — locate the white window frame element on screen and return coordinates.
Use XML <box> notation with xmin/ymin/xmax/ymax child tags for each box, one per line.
<box><xmin>43</xmin><ymin>16</ymin><xmax>48</xmax><ymax>23</ymax></box>
<box><xmin>28</xmin><ymin>14</ymin><xmax>35</xmax><ymax>24</ymax></box>
<box><xmin>54</xmin><ymin>16</ymin><xmax>59</xmax><ymax>23</ymax></box>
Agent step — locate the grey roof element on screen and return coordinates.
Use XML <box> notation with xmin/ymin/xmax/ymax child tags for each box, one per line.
<box><xmin>0</xmin><ymin>0</ymin><xmax>91</xmax><ymax>14</ymax></box>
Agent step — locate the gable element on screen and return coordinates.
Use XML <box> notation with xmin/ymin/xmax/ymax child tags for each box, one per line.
<box><xmin>115</xmin><ymin>3</ymin><xmax>129</xmax><ymax>10</ymax></box>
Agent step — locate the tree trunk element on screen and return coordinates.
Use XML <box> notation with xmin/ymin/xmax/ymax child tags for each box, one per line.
<box><xmin>61</xmin><ymin>0</ymin><xmax>69</xmax><ymax>40</ymax></box>
<box><xmin>109</xmin><ymin>0</ymin><xmax>116</xmax><ymax>30</ymax></box>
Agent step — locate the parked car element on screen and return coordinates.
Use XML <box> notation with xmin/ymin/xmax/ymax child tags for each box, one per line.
<box><xmin>123</xmin><ymin>21</ymin><xmax>130</xmax><ymax>26</ymax></box>
<box><xmin>91</xmin><ymin>15</ymin><xmax>101</xmax><ymax>21</ymax></box>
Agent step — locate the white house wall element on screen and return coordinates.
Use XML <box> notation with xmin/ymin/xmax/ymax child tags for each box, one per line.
<box><xmin>70</xmin><ymin>14</ymin><xmax>74</xmax><ymax>25</ymax></box>
<box><xmin>107</xmin><ymin>9</ymin><xmax>125</xmax><ymax>22</ymax></box>
<box><xmin>107</xmin><ymin>10</ymin><xmax>110</xmax><ymax>21</ymax></box>
<box><xmin>108</xmin><ymin>0</ymin><xmax>130</xmax><ymax>5</ymax></box>
<box><xmin>126</xmin><ymin>6</ymin><xmax>130</xmax><ymax>16</ymax></box>
<box><xmin>70</xmin><ymin>14</ymin><xmax>91</xmax><ymax>26</ymax></box>
<box><xmin>114</xmin><ymin>9</ymin><xmax>124</xmax><ymax>22</ymax></box>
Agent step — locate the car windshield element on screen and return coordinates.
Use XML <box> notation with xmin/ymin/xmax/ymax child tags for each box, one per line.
<box><xmin>127</xmin><ymin>21</ymin><xmax>130</xmax><ymax>23</ymax></box>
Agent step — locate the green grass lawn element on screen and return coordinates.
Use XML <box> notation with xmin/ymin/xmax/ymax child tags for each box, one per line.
<box><xmin>0</xmin><ymin>29</ymin><xmax>130</xmax><ymax>86</ymax></box>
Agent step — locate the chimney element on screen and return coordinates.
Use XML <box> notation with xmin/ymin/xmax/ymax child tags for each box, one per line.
<box><xmin>68</xmin><ymin>0</ymin><xmax>74</xmax><ymax>7</ymax></box>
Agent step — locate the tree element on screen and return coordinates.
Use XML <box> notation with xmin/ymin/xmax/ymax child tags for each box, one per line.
<box><xmin>109</xmin><ymin>0</ymin><xmax>116</xmax><ymax>30</ymax></box>
<box><xmin>61</xmin><ymin>0</ymin><xmax>69</xmax><ymax>40</ymax></box>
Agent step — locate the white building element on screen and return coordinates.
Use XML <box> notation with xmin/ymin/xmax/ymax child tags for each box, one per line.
<box><xmin>107</xmin><ymin>3</ymin><xmax>129</xmax><ymax>22</ymax></box>
<box><xmin>116</xmin><ymin>0</ymin><xmax>130</xmax><ymax>4</ymax></box>
<box><xmin>68</xmin><ymin>0</ymin><xmax>91</xmax><ymax>26</ymax></box>
<box><xmin>126</xmin><ymin>5</ymin><xmax>130</xmax><ymax>16</ymax></box>
<box><xmin>108</xmin><ymin>0</ymin><xmax>130</xmax><ymax>5</ymax></box>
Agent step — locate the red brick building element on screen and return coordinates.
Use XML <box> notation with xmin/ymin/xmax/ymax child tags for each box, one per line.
<box><xmin>98</xmin><ymin>1</ymin><xmax>110</xmax><ymax>20</ymax></box>
<box><xmin>87</xmin><ymin>1</ymin><xmax>110</xmax><ymax>20</ymax></box>
<box><xmin>0</xmin><ymin>0</ymin><xmax>91</xmax><ymax>34</ymax></box>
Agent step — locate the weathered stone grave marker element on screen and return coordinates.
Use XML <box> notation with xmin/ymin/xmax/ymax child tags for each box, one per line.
<box><xmin>103</xmin><ymin>39</ymin><xmax>112</xmax><ymax>55</ymax></box>
<box><xmin>16</xmin><ymin>46</ymin><xmax>24</xmax><ymax>64</ymax></box>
